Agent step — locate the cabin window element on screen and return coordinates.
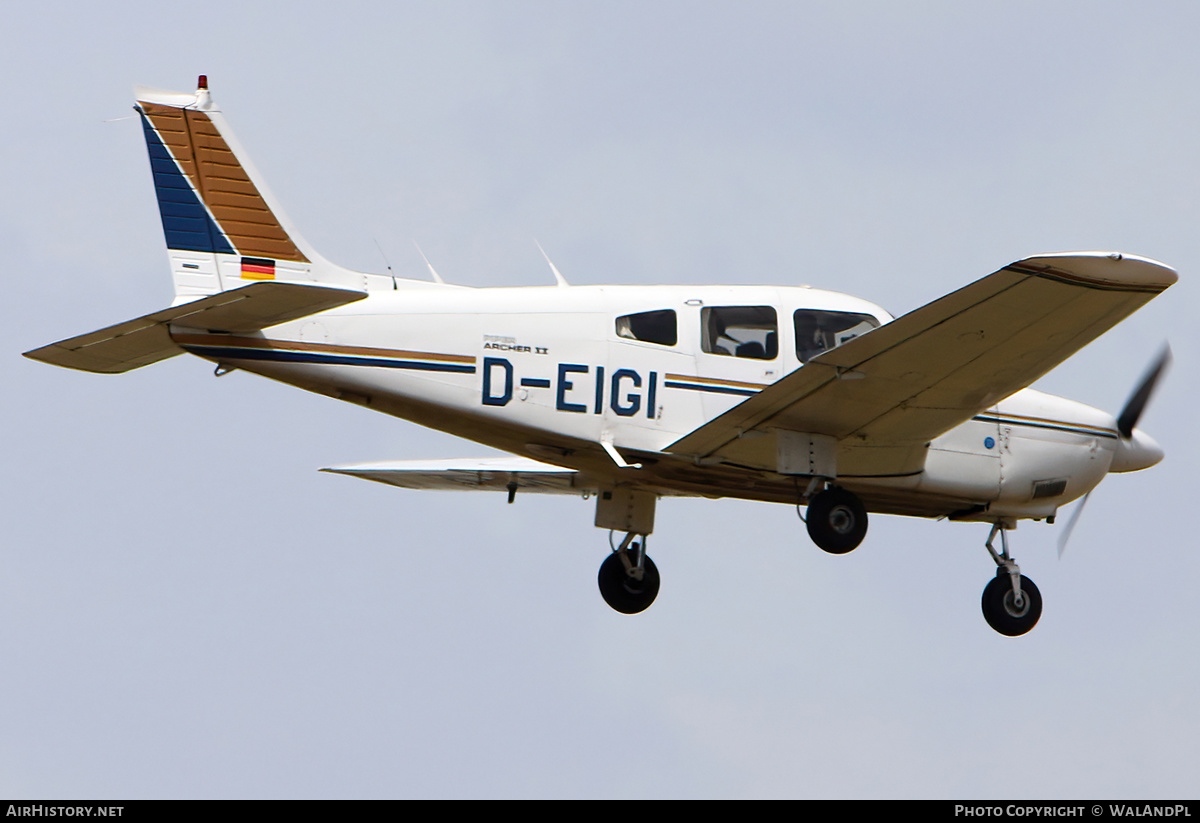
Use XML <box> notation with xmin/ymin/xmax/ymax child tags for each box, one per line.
<box><xmin>793</xmin><ymin>310</ymin><xmax>879</xmax><ymax>362</ymax></box>
<box><xmin>615</xmin><ymin>309</ymin><xmax>677</xmax><ymax>346</ymax></box>
<box><xmin>701</xmin><ymin>306</ymin><xmax>778</xmax><ymax>359</ymax></box>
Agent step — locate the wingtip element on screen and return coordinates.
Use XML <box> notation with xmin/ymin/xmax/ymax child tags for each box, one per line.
<box><xmin>1017</xmin><ymin>251</ymin><xmax>1177</xmax><ymax>291</ymax></box>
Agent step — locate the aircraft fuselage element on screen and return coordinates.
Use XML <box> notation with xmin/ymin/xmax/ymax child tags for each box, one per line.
<box><xmin>173</xmin><ymin>281</ymin><xmax>1124</xmax><ymax>522</ymax></box>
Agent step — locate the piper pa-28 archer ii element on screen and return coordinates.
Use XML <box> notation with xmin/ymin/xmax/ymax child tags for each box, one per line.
<box><xmin>26</xmin><ymin>77</ymin><xmax>1176</xmax><ymax>636</ymax></box>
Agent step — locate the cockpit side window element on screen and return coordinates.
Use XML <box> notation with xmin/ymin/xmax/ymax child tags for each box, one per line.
<box><xmin>615</xmin><ymin>309</ymin><xmax>677</xmax><ymax>346</ymax></box>
<box><xmin>701</xmin><ymin>306</ymin><xmax>778</xmax><ymax>359</ymax></box>
<box><xmin>793</xmin><ymin>310</ymin><xmax>879</xmax><ymax>363</ymax></box>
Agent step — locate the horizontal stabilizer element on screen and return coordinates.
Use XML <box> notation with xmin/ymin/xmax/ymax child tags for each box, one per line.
<box><xmin>322</xmin><ymin>457</ymin><xmax>588</xmax><ymax>495</ymax></box>
<box><xmin>24</xmin><ymin>281</ymin><xmax>366</xmax><ymax>374</ymax></box>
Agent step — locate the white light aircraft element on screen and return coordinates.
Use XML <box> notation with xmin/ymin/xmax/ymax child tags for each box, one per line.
<box><xmin>26</xmin><ymin>78</ymin><xmax>1176</xmax><ymax>636</ymax></box>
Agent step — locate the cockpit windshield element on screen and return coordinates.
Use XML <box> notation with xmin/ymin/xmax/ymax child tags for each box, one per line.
<box><xmin>793</xmin><ymin>310</ymin><xmax>879</xmax><ymax>363</ymax></box>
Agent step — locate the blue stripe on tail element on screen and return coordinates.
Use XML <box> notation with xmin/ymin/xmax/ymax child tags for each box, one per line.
<box><xmin>138</xmin><ymin>111</ymin><xmax>236</xmax><ymax>255</ymax></box>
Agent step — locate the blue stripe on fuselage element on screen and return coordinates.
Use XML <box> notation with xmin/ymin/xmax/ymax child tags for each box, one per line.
<box><xmin>181</xmin><ymin>345</ymin><xmax>477</xmax><ymax>373</ymax></box>
<box><xmin>663</xmin><ymin>380</ymin><xmax>759</xmax><ymax>397</ymax></box>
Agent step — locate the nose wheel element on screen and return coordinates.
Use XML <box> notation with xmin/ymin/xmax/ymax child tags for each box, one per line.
<box><xmin>980</xmin><ymin>523</ymin><xmax>1042</xmax><ymax>636</ymax></box>
<box><xmin>598</xmin><ymin>533</ymin><xmax>660</xmax><ymax>614</ymax></box>
<box><xmin>982</xmin><ymin>571</ymin><xmax>1042</xmax><ymax>636</ymax></box>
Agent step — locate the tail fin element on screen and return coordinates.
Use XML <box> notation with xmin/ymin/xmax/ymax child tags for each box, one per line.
<box><xmin>135</xmin><ymin>76</ymin><xmax>368</xmax><ymax>296</ymax></box>
<box><xmin>24</xmin><ymin>77</ymin><xmax>380</xmax><ymax>374</ymax></box>
<box><xmin>23</xmin><ymin>78</ymin><xmax>456</xmax><ymax>373</ymax></box>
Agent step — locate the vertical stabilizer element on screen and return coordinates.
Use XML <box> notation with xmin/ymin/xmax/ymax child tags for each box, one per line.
<box><xmin>135</xmin><ymin>76</ymin><xmax>370</xmax><ymax>297</ymax></box>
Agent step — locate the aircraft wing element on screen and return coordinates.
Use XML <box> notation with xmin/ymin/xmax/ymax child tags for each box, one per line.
<box><xmin>321</xmin><ymin>457</ymin><xmax>591</xmax><ymax>495</ymax></box>
<box><xmin>667</xmin><ymin>252</ymin><xmax>1176</xmax><ymax>472</ymax></box>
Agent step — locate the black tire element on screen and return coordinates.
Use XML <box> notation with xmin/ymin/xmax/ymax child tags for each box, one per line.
<box><xmin>981</xmin><ymin>573</ymin><xmax>1042</xmax><ymax>637</ymax></box>
<box><xmin>805</xmin><ymin>487</ymin><xmax>868</xmax><ymax>554</ymax></box>
<box><xmin>598</xmin><ymin>549</ymin><xmax>660</xmax><ymax>614</ymax></box>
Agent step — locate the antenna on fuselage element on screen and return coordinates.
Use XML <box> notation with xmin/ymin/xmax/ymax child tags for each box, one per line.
<box><xmin>535</xmin><ymin>240</ymin><xmax>570</xmax><ymax>287</ymax></box>
<box><xmin>412</xmin><ymin>241</ymin><xmax>446</xmax><ymax>284</ymax></box>
<box><xmin>372</xmin><ymin>237</ymin><xmax>399</xmax><ymax>289</ymax></box>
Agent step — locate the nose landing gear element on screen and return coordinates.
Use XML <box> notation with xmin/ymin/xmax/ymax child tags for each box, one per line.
<box><xmin>981</xmin><ymin>522</ymin><xmax>1042</xmax><ymax>636</ymax></box>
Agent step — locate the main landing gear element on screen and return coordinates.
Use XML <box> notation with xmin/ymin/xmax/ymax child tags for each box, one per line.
<box><xmin>597</xmin><ymin>532</ymin><xmax>660</xmax><ymax>614</ymax></box>
<box><xmin>805</xmin><ymin>486</ymin><xmax>868</xmax><ymax>554</ymax></box>
<box><xmin>980</xmin><ymin>522</ymin><xmax>1042</xmax><ymax>637</ymax></box>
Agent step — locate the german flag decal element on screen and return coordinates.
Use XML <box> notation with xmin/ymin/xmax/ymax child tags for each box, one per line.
<box><xmin>241</xmin><ymin>257</ymin><xmax>276</xmax><ymax>281</ymax></box>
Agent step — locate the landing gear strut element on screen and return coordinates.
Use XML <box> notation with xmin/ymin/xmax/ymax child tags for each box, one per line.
<box><xmin>980</xmin><ymin>523</ymin><xmax>1042</xmax><ymax>636</ymax></box>
<box><xmin>598</xmin><ymin>532</ymin><xmax>660</xmax><ymax>614</ymax></box>
<box><xmin>805</xmin><ymin>486</ymin><xmax>868</xmax><ymax>554</ymax></box>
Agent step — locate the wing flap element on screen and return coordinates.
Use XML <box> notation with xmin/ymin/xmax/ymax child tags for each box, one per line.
<box><xmin>24</xmin><ymin>281</ymin><xmax>366</xmax><ymax>374</ymax></box>
<box><xmin>321</xmin><ymin>457</ymin><xmax>589</xmax><ymax>495</ymax></box>
<box><xmin>669</xmin><ymin>252</ymin><xmax>1176</xmax><ymax>466</ymax></box>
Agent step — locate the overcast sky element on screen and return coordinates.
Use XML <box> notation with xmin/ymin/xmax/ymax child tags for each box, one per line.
<box><xmin>2</xmin><ymin>1</ymin><xmax>1197</xmax><ymax>798</ymax></box>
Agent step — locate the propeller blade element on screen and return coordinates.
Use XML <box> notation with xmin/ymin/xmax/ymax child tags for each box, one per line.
<box><xmin>1057</xmin><ymin>490</ymin><xmax>1092</xmax><ymax>559</ymax></box>
<box><xmin>1117</xmin><ymin>345</ymin><xmax>1172</xmax><ymax>439</ymax></box>
<box><xmin>1061</xmin><ymin>345</ymin><xmax>1170</xmax><ymax>556</ymax></box>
